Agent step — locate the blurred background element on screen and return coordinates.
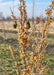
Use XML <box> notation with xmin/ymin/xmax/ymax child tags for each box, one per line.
<box><xmin>0</xmin><ymin>0</ymin><xmax>54</xmax><ymax>33</ymax></box>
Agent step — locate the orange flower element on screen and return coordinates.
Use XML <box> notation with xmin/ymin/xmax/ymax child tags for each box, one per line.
<box><xmin>3</xmin><ymin>71</ymin><xmax>7</xmax><ymax>75</ymax></box>
<box><xmin>51</xmin><ymin>0</ymin><xmax>54</xmax><ymax>6</ymax></box>
<box><xmin>16</xmin><ymin>70</ymin><xmax>19</xmax><ymax>75</ymax></box>
<box><xmin>11</xmin><ymin>15</ymin><xmax>15</xmax><ymax>19</ymax></box>
<box><xmin>32</xmin><ymin>44</ymin><xmax>35</xmax><ymax>48</ymax></box>
<box><xmin>19</xmin><ymin>0</ymin><xmax>23</xmax><ymax>2</ymax></box>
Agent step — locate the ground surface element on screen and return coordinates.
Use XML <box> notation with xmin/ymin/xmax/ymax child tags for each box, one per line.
<box><xmin>0</xmin><ymin>29</ymin><xmax>54</xmax><ymax>75</ymax></box>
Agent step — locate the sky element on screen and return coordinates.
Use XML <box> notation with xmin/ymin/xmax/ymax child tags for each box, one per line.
<box><xmin>0</xmin><ymin>0</ymin><xmax>52</xmax><ymax>18</ymax></box>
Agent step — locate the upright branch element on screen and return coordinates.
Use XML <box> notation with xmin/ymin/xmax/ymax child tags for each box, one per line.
<box><xmin>17</xmin><ymin>0</ymin><xmax>31</xmax><ymax>75</ymax></box>
<box><xmin>30</xmin><ymin>0</ymin><xmax>54</xmax><ymax>74</ymax></box>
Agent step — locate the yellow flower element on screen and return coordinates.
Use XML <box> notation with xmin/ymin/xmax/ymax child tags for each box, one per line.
<box><xmin>35</xmin><ymin>38</ymin><xmax>42</xmax><ymax>42</ymax></box>
<box><xmin>36</xmin><ymin>63</ymin><xmax>40</xmax><ymax>69</ymax></box>
<box><xmin>38</xmin><ymin>53</ymin><xmax>44</xmax><ymax>61</ymax></box>
<box><xmin>19</xmin><ymin>0</ymin><xmax>23</xmax><ymax>2</ymax></box>
<box><xmin>51</xmin><ymin>0</ymin><xmax>54</xmax><ymax>6</ymax></box>
<box><xmin>11</xmin><ymin>15</ymin><xmax>15</xmax><ymax>19</ymax></box>
<box><xmin>45</xmin><ymin>9</ymin><xmax>52</xmax><ymax>16</ymax></box>
<box><xmin>3</xmin><ymin>71</ymin><xmax>7</xmax><ymax>75</ymax></box>
<box><xmin>20</xmin><ymin>54</ymin><xmax>24</xmax><ymax>58</ymax></box>
<box><xmin>16</xmin><ymin>70</ymin><xmax>19</xmax><ymax>75</ymax></box>
<box><xmin>15</xmin><ymin>62</ymin><xmax>18</xmax><ymax>67</ymax></box>
<box><xmin>23</xmin><ymin>69</ymin><xmax>30</xmax><ymax>74</ymax></box>
<box><xmin>31</xmin><ymin>52</ymin><xmax>33</xmax><ymax>56</ymax></box>
<box><xmin>27</xmin><ymin>66</ymin><xmax>31</xmax><ymax>70</ymax></box>
<box><xmin>25</xmin><ymin>15</ymin><xmax>27</xmax><ymax>19</ymax></box>
<box><xmin>34</xmin><ymin>56</ymin><xmax>37</xmax><ymax>61</ymax></box>
<box><xmin>15</xmin><ymin>62</ymin><xmax>20</xmax><ymax>67</ymax></box>
<box><xmin>19</xmin><ymin>50</ymin><xmax>22</xmax><ymax>53</ymax></box>
<box><xmin>25</xmin><ymin>44</ymin><xmax>29</xmax><ymax>48</ymax></box>
<box><xmin>33</xmin><ymin>25</ymin><xmax>36</xmax><ymax>27</ymax></box>
<box><xmin>32</xmin><ymin>44</ymin><xmax>35</xmax><ymax>48</ymax></box>
<box><xmin>42</xmin><ymin>67</ymin><xmax>48</xmax><ymax>73</ymax></box>
<box><xmin>18</xmin><ymin>7</ymin><xmax>21</xmax><ymax>11</ymax></box>
<box><xmin>23</xmin><ymin>71</ymin><xmax>26</xmax><ymax>75</ymax></box>
<box><xmin>41</xmin><ymin>27</ymin><xmax>47</xmax><ymax>33</ymax></box>
<box><xmin>35</xmin><ymin>49</ymin><xmax>39</xmax><ymax>53</ymax></box>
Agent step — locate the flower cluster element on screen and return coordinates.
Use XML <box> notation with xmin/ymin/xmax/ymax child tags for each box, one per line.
<box><xmin>30</xmin><ymin>0</ymin><xmax>54</xmax><ymax>74</ymax></box>
<box><xmin>7</xmin><ymin>0</ymin><xmax>54</xmax><ymax>75</ymax></box>
<box><xmin>17</xmin><ymin>0</ymin><xmax>31</xmax><ymax>75</ymax></box>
